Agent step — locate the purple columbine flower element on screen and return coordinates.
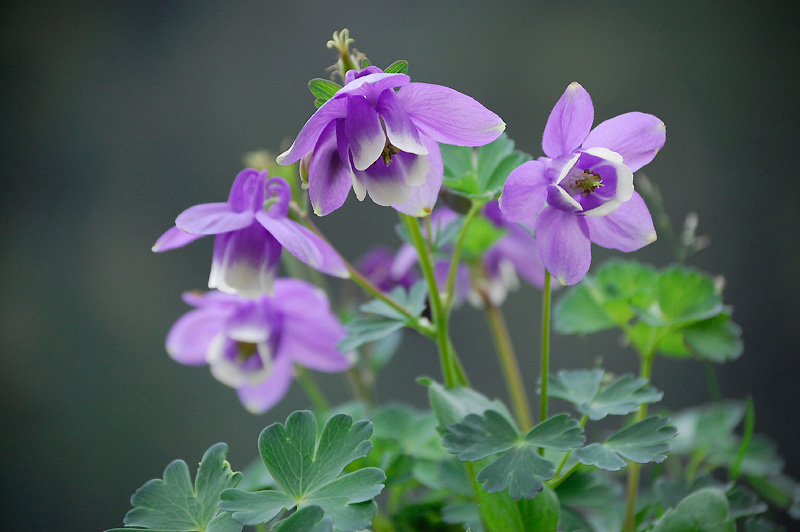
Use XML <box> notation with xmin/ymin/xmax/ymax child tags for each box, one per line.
<box><xmin>499</xmin><ymin>82</ymin><xmax>666</xmax><ymax>285</ymax></box>
<box><xmin>357</xmin><ymin>246</ymin><xmax>420</xmax><ymax>293</ymax></box>
<box><xmin>166</xmin><ymin>280</ymin><xmax>352</xmax><ymax>414</ymax></box>
<box><xmin>153</xmin><ymin>169</ymin><xmax>349</xmax><ymax>298</ymax></box>
<box><xmin>276</xmin><ymin>66</ymin><xmax>505</xmax><ymax>216</ymax></box>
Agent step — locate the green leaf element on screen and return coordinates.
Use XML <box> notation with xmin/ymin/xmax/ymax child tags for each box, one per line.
<box><xmin>726</xmin><ymin>485</ymin><xmax>767</xmax><ymax>520</ymax></box>
<box><xmin>444</xmin><ymin>411</ymin><xmax>583</xmax><ymax>500</ymax></box>
<box><xmin>384</xmin><ymin>59</ymin><xmax>408</xmax><ymax>74</ymax></box>
<box><xmin>574</xmin><ymin>416</ymin><xmax>676</xmax><ymax>471</ymax></box>
<box><xmin>652</xmin><ymin>487</ymin><xmax>734</xmax><ymax>532</ymax></box>
<box><xmin>441</xmin><ymin>134</ymin><xmax>531</xmax><ymax>198</ymax></box>
<box><xmin>548</xmin><ymin>370</ymin><xmax>663</xmax><ymax>420</ymax></box>
<box><xmin>647</xmin><ymin>267</ymin><xmax>724</xmax><ymax>326</ymax></box>
<box><xmin>272</xmin><ymin>506</ymin><xmax>332</xmax><ymax>532</ymax></box>
<box><xmin>220</xmin><ymin>411</ymin><xmax>385</xmax><ymax>532</ymax></box>
<box><xmin>360</xmin><ymin>57</ymin><xmax>372</xmax><ymax>68</ymax></box>
<box><xmin>109</xmin><ymin>443</ymin><xmax>242</xmax><ymax>532</ymax></box>
<box><xmin>744</xmin><ymin>516</ymin><xmax>787</xmax><ymax>532</ymax></box>
<box><xmin>460</xmin><ymin>216</ymin><xmax>507</xmax><ymax>260</ymax></box>
<box><xmin>423</xmin><ymin>378</ymin><xmax>514</xmax><ymax>430</ymax></box>
<box><xmin>684</xmin><ymin>313</ymin><xmax>743</xmax><ymax>362</ymax></box>
<box><xmin>308</xmin><ymin>79</ymin><xmax>341</xmax><ymax>104</ymax></box>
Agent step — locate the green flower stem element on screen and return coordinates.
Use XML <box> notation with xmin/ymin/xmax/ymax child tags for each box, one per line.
<box><xmin>346</xmin><ymin>365</ymin><xmax>376</xmax><ymax>408</ymax></box>
<box><xmin>704</xmin><ymin>360</ymin><xmax>722</xmax><ymax>403</ymax></box>
<box><xmin>539</xmin><ymin>270</ymin><xmax>553</xmax><ymax>451</ymax></box>
<box><xmin>624</xmin><ymin>349</ymin><xmax>656</xmax><ymax>532</ymax></box>
<box><xmin>400</xmin><ymin>213</ymin><xmax>468</xmax><ymax>387</ymax></box>
<box><xmin>295</xmin><ymin>366</ymin><xmax>331</xmax><ymax>414</ymax></box>
<box><xmin>484</xmin><ymin>297</ymin><xmax>533</xmax><ymax>431</ymax></box>
<box><xmin>293</xmin><ymin>205</ymin><xmax>435</xmax><ymax>338</ymax></box>
<box><xmin>444</xmin><ymin>201</ymin><xmax>484</xmax><ymax>313</ymax></box>
<box><xmin>548</xmin><ymin>414</ymin><xmax>588</xmax><ymax>488</ymax></box>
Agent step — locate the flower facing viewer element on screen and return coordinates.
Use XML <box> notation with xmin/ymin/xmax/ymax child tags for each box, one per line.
<box><xmin>153</xmin><ymin>170</ymin><xmax>348</xmax><ymax>298</ymax></box>
<box><xmin>277</xmin><ymin>66</ymin><xmax>506</xmax><ymax>216</ymax></box>
<box><xmin>166</xmin><ymin>280</ymin><xmax>351</xmax><ymax>414</ymax></box>
<box><xmin>500</xmin><ymin>82</ymin><xmax>666</xmax><ymax>285</ymax></box>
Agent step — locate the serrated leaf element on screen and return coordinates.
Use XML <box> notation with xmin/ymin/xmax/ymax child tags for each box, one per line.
<box><xmin>684</xmin><ymin>313</ymin><xmax>743</xmax><ymax>362</ymax></box>
<box><xmin>574</xmin><ymin>416</ymin><xmax>676</xmax><ymax>471</ymax></box>
<box><xmin>652</xmin><ymin>487</ymin><xmax>734</xmax><ymax>532</ymax></box>
<box><xmin>272</xmin><ymin>506</ymin><xmax>332</xmax><ymax>532</ymax></box>
<box><xmin>384</xmin><ymin>60</ymin><xmax>408</xmax><ymax>74</ymax></box>
<box><xmin>308</xmin><ymin>78</ymin><xmax>341</xmax><ymax>103</ymax></box>
<box><xmin>671</xmin><ymin>402</ymin><xmax>745</xmax><ymax>455</ymax></box>
<box><xmin>548</xmin><ymin>370</ymin><xmax>663</xmax><ymax>420</ymax></box>
<box><xmin>423</xmin><ymin>379</ymin><xmax>515</xmax><ymax>430</ymax></box>
<box><xmin>111</xmin><ymin>443</ymin><xmax>242</xmax><ymax>532</ymax></box>
<box><xmin>220</xmin><ymin>411</ymin><xmax>385</xmax><ymax>532</ymax></box>
<box><xmin>444</xmin><ymin>411</ymin><xmax>583</xmax><ymax>501</ymax></box>
<box><xmin>647</xmin><ymin>267</ymin><xmax>724</xmax><ymax>326</ymax></box>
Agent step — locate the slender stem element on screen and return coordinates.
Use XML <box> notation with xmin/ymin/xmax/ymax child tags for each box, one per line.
<box><xmin>295</xmin><ymin>366</ymin><xmax>331</xmax><ymax>414</ymax></box>
<box><xmin>624</xmin><ymin>350</ymin><xmax>655</xmax><ymax>532</ymax></box>
<box><xmin>346</xmin><ymin>366</ymin><xmax>376</xmax><ymax>408</ymax></box>
<box><xmin>444</xmin><ymin>202</ymin><xmax>483</xmax><ymax>312</ymax></box>
<box><xmin>704</xmin><ymin>360</ymin><xmax>722</xmax><ymax>403</ymax></box>
<box><xmin>400</xmin><ymin>213</ymin><xmax>467</xmax><ymax>387</ymax></box>
<box><xmin>551</xmin><ymin>415</ymin><xmax>588</xmax><ymax>481</ymax></box>
<box><xmin>539</xmin><ymin>270</ymin><xmax>553</xmax><ymax>444</ymax></box>
<box><xmin>294</xmin><ymin>205</ymin><xmax>434</xmax><ymax>337</ymax></box>
<box><xmin>484</xmin><ymin>297</ymin><xmax>533</xmax><ymax>431</ymax></box>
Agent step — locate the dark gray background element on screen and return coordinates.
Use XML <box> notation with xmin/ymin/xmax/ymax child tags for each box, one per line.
<box><xmin>2</xmin><ymin>1</ymin><xmax>798</xmax><ymax>530</ymax></box>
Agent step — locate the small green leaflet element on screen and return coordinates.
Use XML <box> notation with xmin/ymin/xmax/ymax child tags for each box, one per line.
<box><xmin>106</xmin><ymin>443</ymin><xmax>242</xmax><ymax>532</ymax></box>
<box><xmin>652</xmin><ymin>487</ymin><xmax>734</xmax><ymax>532</ymax></box>
<box><xmin>219</xmin><ymin>411</ymin><xmax>385</xmax><ymax>532</ymax></box>
<box><xmin>384</xmin><ymin>60</ymin><xmax>409</xmax><ymax>74</ymax></box>
<box><xmin>308</xmin><ymin>79</ymin><xmax>342</xmax><ymax>108</ymax></box>
<box><xmin>271</xmin><ymin>506</ymin><xmax>332</xmax><ymax>532</ymax></box>
<box><xmin>443</xmin><ymin>410</ymin><xmax>584</xmax><ymax>500</ymax></box>
<box><xmin>574</xmin><ymin>416</ymin><xmax>676</xmax><ymax>471</ymax></box>
<box><xmin>547</xmin><ymin>369</ymin><xmax>663</xmax><ymax>420</ymax></box>
<box><xmin>338</xmin><ymin>280</ymin><xmax>428</xmax><ymax>352</ymax></box>
<box><xmin>441</xmin><ymin>133</ymin><xmax>532</xmax><ymax>198</ymax></box>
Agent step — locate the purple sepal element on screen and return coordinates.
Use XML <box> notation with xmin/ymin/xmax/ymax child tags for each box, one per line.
<box><xmin>585</xmin><ymin>191</ymin><xmax>657</xmax><ymax>251</ymax></box>
<box><xmin>152</xmin><ymin>226</ymin><xmax>204</xmax><ymax>252</ymax></box>
<box><xmin>542</xmin><ymin>82</ymin><xmax>593</xmax><ymax>159</ymax></box>
<box><xmin>582</xmin><ymin>112</ymin><xmax>666</xmax><ymax>172</ymax></box>
<box><xmin>536</xmin><ymin>207</ymin><xmax>591</xmax><ymax>286</ymax></box>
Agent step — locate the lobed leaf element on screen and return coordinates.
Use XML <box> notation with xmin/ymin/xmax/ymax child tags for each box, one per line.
<box><xmin>574</xmin><ymin>416</ymin><xmax>676</xmax><ymax>471</ymax></box>
<box><xmin>548</xmin><ymin>370</ymin><xmax>662</xmax><ymax>420</ymax></box>
<box><xmin>652</xmin><ymin>487</ymin><xmax>734</xmax><ymax>532</ymax></box>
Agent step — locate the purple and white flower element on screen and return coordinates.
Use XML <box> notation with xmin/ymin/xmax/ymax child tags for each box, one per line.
<box><xmin>166</xmin><ymin>280</ymin><xmax>351</xmax><ymax>414</ymax></box>
<box><xmin>277</xmin><ymin>66</ymin><xmax>506</xmax><ymax>216</ymax></box>
<box><xmin>153</xmin><ymin>169</ymin><xmax>348</xmax><ymax>298</ymax></box>
<box><xmin>499</xmin><ymin>82</ymin><xmax>666</xmax><ymax>285</ymax></box>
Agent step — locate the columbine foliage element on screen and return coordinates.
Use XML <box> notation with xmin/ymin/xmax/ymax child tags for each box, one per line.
<box><xmin>574</xmin><ymin>415</ymin><xmax>677</xmax><ymax>471</ymax></box>
<box><xmin>651</xmin><ymin>487</ymin><xmax>734</xmax><ymax>532</ymax></box>
<box><xmin>219</xmin><ymin>411</ymin><xmax>385</xmax><ymax>532</ymax></box>
<box><xmin>106</xmin><ymin>443</ymin><xmax>242</xmax><ymax>532</ymax></box>
<box><xmin>548</xmin><ymin>369</ymin><xmax>663</xmax><ymax>420</ymax></box>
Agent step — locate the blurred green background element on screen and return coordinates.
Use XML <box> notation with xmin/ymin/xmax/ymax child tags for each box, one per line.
<box><xmin>2</xmin><ymin>1</ymin><xmax>799</xmax><ymax>530</ymax></box>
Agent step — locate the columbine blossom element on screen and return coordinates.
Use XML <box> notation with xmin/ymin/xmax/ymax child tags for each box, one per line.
<box><xmin>277</xmin><ymin>66</ymin><xmax>505</xmax><ymax>216</ymax></box>
<box><xmin>499</xmin><ymin>82</ymin><xmax>666</xmax><ymax>285</ymax></box>
<box><xmin>357</xmin><ymin>246</ymin><xmax>419</xmax><ymax>292</ymax></box>
<box><xmin>166</xmin><ymin>280</ymin><xmax>351</xmax><ymax>414</ymax></box>
<box><xmin>153</xmin><ymin>169</ymin><xmax>348</xmax><ymax>298</ymax></box>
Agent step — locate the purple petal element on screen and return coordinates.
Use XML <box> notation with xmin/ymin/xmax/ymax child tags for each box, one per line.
<box><xmin>392</xmin><ymin>136</ymin><xmax>443</xmax><ymax>216</ymax></box>
<box><xmin>397</xmin><ymin>82</ymin><xmax>505</xmax><ymax>146</ymax></box>
<box><xmin>345</xmin><ymin>96</ymin><xmax>386</xmax><ymax>171</ymax></box>
<box><xmin>227</xmin><ymin>169</ymin><xmax>266</xmax><ymax>211</ymax></box>
<box><xmin>353</xmin><ymin>151</ymin><xmax>428</xmax><ymax>206</ymax></box>
<box><xmin>256</xmin><ymin>212</ymin><xmax>349</xmax><ymax>278</ymax></box>
<box><xmin>542</xmin><ymin>82</ymin><xmax>594</xmax><ymax>159</ymax></box>
<box><xmin>166</xmin><ymin>308</ymin><xmax>227</xmax><ymax>366</ymax></box>
<box><xmin>208</xmin><ymin>224</ymin><xmax>281</xmax><ymax>298</ymax></box>
<box><xmin>491</xmin><ymin>224</ymin><xmax>546</xmax><ymax>289</ymax></box>
<box><xmin>585</xmin><ymin>191</ymin><xmax>657</xmax><ymax>252</ymax></box>
<box><xmin>277</xmin><ymin>97</ymin><xmax>348</xmax><ymax>164</ymax></box>
<box><xmin>280</xmin><ymin>317</ymin><xmax>350</xmax><ymax>372</ymax></box>
<box><xmin>152</xmin><ymin>226</ymin><xmax>204</xmax><ymax>252</ymax></box>
<box><xmin>235</xmin><ymin>351</ymin><xmax>294</xmax><ymax>414</ymax></box>
<box><xmin>377</xmin><ymin>89</ymin><xmax>427</xmax><ymax>155</ymax></box>
<box><xmin>535</xmin><ymin>207</ymin><xmax>591</xmax><ymax>286</ymax></box>
<box><xmin>336</xmin><ymin>72</ymin><xmax>410</xmax><ymax>104</ymax></box>
<box><xmin>389</xmin><ymin>243</ymin><xmax>419</xmax><ymax>279</ymax></box>
<box><xmin>499</xmin><ymin>160</ymin><xmax>550</xmax><ymax>222</ymax></box>
<box><xmin>309</xmin><ymin>120</ymin><xmax>354</xmax><ymax>216</ymax></box>
<box><xmin>176</xmin><ymin>203</ymin><xmax>254</xmax><ymax>235</ymax></box>
<box><xmin>582</xmin><ymin>112</ymin><xmax>666</xmax><ymax>172</ymax></box>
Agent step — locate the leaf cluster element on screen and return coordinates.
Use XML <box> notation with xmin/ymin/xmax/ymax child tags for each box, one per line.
<box><xmin>554</xmin><ymin>260</ymin><xmax>743</xmax><ymax>362</ymax></box>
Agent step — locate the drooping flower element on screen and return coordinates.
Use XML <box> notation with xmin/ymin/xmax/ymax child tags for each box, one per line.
<box><xmin>499</xmin><ymin>82</ymin><xmax>666</xmax><ymax>285</ymax></box>
<box><xmin>357</xmin><ymin>246</ymin><xmax>419</xmax><ymax>292</ymax></box>
<box><xmin>153</xmin><ymin>169</ymin><xmax>348</xmax><ymax>298</ymax></box>
<box><xmin>277</xmin><ymin>66</ymin><xmax>506</xmax><ymax>216</ymax></box>
<box><xmin>166</xmin><ymin>280</ymin><xmax>351</xmax><ymax>414</ymax></box>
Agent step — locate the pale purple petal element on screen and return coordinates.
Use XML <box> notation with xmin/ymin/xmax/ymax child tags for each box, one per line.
<box><xmin>277</xmin><ymin>97</ymin><xmax>348</xmax><ymax>164</ymax></box>
<box><xmin>582</xmin><ymin>112</ymin><xmax>666</xmax><ymax>172</ymax></box>
<box><xmin>542</xmin><ymin>82</ymin><xmax>594</xmax><ymax>159</ymax></box>
<box><xmin>176</xmin><ymin>203</ymin><xmax>254</xmax><ymax>235</ymax></box>
<box><xmin>499</xmin><ymin>160</ymin><xmax>550</xmax><ymax>222</ymax></box>
<box><xmin>397</xmin><ymin>82</ymin><xmax>505</xmax><ymax>146</ymax></box>
<box><xmin>535</xmin><ymin>207</ymin><xmax>591</xmax><ymax>286</ymax></box>
<box><xmin>492</xmin><ymin>225</ymin><xmax>546</xmax><ymax>289</ymax></box>
<box><xmin>270</xmin><ymin>279</ymin><xmax>329</xmax><ymax>317</ymax></box>
<box><xmin>377</xmin><ymin>89</ymin><xmax>427</xmax><ymax>155</ymax></box>
<box><xmin>227</xmin><ymin>169</ymin><xmax>266</xmax><ymax>211</ymax></box>
<box><xmin>152</xmin><ymin>226</ymin><xmax>204</xmax><ymax>252</ymax></box>
<box><xmin>256</xmin><ymin>212</ymin><xmax>349</xmax><ymax>278</ymax></box>
<box><xmin>208</xmin><ymin>224</ymin><xmax>281</xmax><ymax>298</ymax></box>
<box><xmin>585</xmin><ymin>191</ymin><xmax>657</xmax><ymax>252</ymax></box>
<box><xmin>389</xmin><ymin>243</ymin><xmax>419</xmax><ymax>279</ymax></box>
<box><xmin>280</xmin><ymin>317</ymin><xmax>351</xmax><ymax>372</ymax></box>
<box><xmin>235</xmin><ymin>351</ymin><xmax>294</xmax><ymax>414</ymax></box>
<box><xmin>309</xmin><ymin>121</ymin><xmax>353</xmax><ymax>216</ymax></box>
<box><xmin>166</xmin><ymin>308</ymin><xmax>227</xmax><ymax>366</ymax></box>
<box><xmin>345</xmin><ymin>96</ymin><xmax>386</xmax><ymax>171</ymax></box>
<box><xmin>392</xmin><ymin>136</ymin><xmax>443</xmax><ymax>216</ymax></box>
<box><xmin>353</xmin><ymin>151</ymin><xmax>428</xmax><ymax>206</ymax></box>
<box><xmin>335</xmin><ymin>72</ymin><xmax>410</xmax><ymax>103</ymax></box>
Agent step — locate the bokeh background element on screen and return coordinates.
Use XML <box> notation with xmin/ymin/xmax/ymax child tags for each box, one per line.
<box><xmin>2</xmin><ymin>1</ymin><xmax>799</xmax><ymax>530</ymax></box>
